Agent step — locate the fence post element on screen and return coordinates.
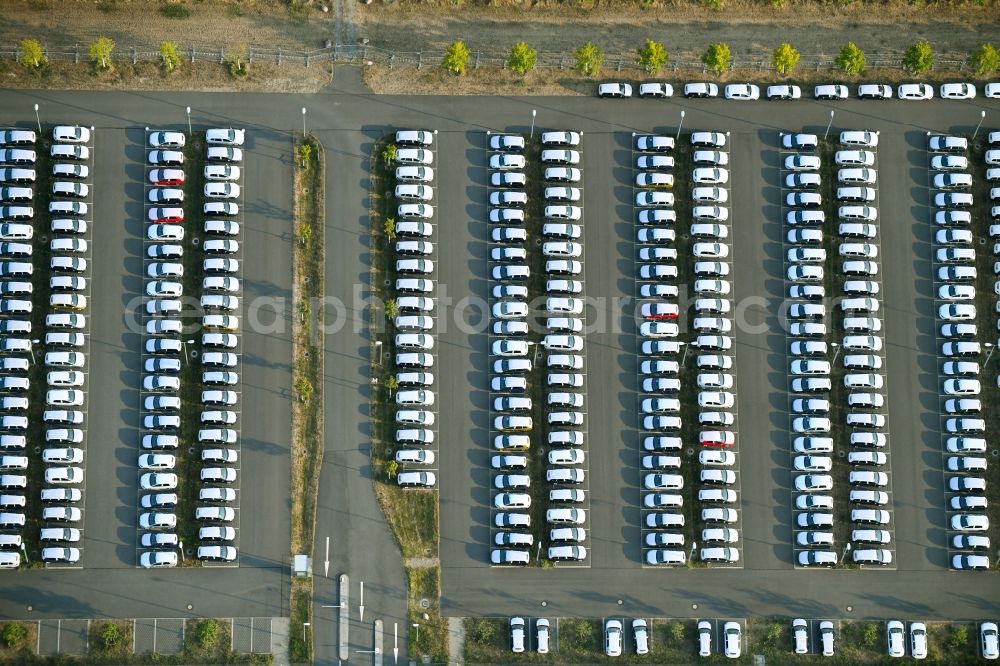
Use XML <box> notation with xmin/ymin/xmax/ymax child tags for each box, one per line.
<box><xmin>278</xmin><ymin>47</ymin><xmax>281</xmax><ymax>65</ymax></box>
<box><xmin>190</xmin><ymin>47</ymin><xmax>195</xmax><ymax>64</ymax></box>
<box><xmin>363</xmin><ymin>45</ymin><xmax>368</xmax><ymax>62</ymax></box>
<box><xmin>75</xmin><ymin>44</ymin><xmax>80</xmax><ymax>64</ymax></box>
<box><xmin>133</xmin><ymin>47</ymin><xmax>137</xmax><ymax>65</ymax></box>
<box><xmin>305</xmin><ymin>53</ymin><xmax>309</xmax><ymax>67</ymax></box>
<box><xmin>417</xmin><ymin>51</ymin><xmax>422</xmax><ymax>69</ymax></box>
<box><xmin>248</xmin><ymin>48</ymin><xmax>253</xmax><ymax>65</ymax></box>
<box><xmin>220</xmin><ymin>48</ymin><xmax>225</xmax><ymax>65</ymax></box>
<box><xmin>475</xmin><ymin>51</ymin><xmax>480</xmax><ymax>70</ymax></box>
<box><xmin>389</xmin><ymin>53</ymin><xmax>395</xmax><ymax>70</ymax></box>
<box><xmin>617</xmin><ymin>56</ymin><xmax>622</xmax><ymax>72</ymax></box>
<box><xmin>560</xmin><ymin>55</ymin><xmax>565</xmax><ymax>70</ymax></box>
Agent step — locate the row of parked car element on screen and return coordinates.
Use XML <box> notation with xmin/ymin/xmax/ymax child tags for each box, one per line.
<box><xmin>597</xmin><ymin>81</ymin><xmax>1000</xmax><ymax>100</ymax></box>
<box><xmin>386</xmin><ymin>130</ymin><xmax>440</xmax><ymax>490</ymax></box>
<box><xmin>0</xmin><ymin>125</ymin><xmax>97</xmax><ymax>567</ymax></box>
<box><xmin>926</xmin><ymin>132</ymin><xmax>996</xmax><ymax>570</ymax></box>
<box><xmin>486</xmin><ymin>130</ymin><xmax>593</xmax><ymax>566</ymax></box>
<box><xmin>782</xmin><ymin>129</ymin><xmax>897</xmax><ymax>567</ymax></box>
<box><xmin>633</xmin><ymin>130</ymin><xmax>743</xmax><ymax>566</ymax></box>
<box><xmin>136</xmin><ymin>128</ymin><xmax>246</xmax><ymax>568</ymax></box>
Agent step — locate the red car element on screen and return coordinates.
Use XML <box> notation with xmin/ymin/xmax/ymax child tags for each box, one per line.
<box><xmin>148</xmin><ymin>207</ymin><xmax>184</xmax><ymax>223</ymax></box>
<box><xmin>700</xmin><ymin>430</ymin><xmax>736</xmax><ymax>448</ymax></box>
<box><xmin>149</xmin><ymin>169</ymin><xmax>185</xmax><ymax>186</ymax></box>
<box><xmin>640</xmin><ymin>303</ymin><xmax>679</xmax><ymax>320</ymax></box>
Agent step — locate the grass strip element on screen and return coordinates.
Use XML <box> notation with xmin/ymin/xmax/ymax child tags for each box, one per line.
<box><xmin>287</xmin><ymin>132</ymin><xmax>326</xmax><ymax>663</ymax></box>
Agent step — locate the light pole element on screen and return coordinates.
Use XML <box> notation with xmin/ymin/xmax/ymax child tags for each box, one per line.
<box><xmin>974</xmin><ymin>110</ymin><xmax>987</xmax><ymax>140</ymax></box>
<box><xmin>182</xmin><ymin>338</ymin><xmax>196</xmax><ymax>361</ymax></box>
<box><xmin>831</xmin><ymin>342</ymin><xmax>841</xmax><ymax>366</ymax></box>
<box><xmin>302</xmin><ymin>622</ymin><xmax>310</xmax><ymax>643</ymax></box>
<box><xmin>823</xmin><ymin>110</ymin><xmax>835</xmax><ymax>140</ymax></box>
<box><xmin>679</xmin><ymin>341</ymin><xmax>689</xmax><ymax>365</ymax></box>
<box><xmin>983</xmin><ymin>342</ymin><xmax>995</xmax><ymax>367</ymax></box>
<box><xmin>33</xmin><ymin>104</ymin><xmax>40</xmax><ymax>134</ymax></box>
<box><xmin>529</xmin><ymin>109</ymin><xmax>537</xmax><ymax>138</ymax></box>
<box><xmin>302</xmin><ymin>107</ymin><xmax>307</xmax><ymax>136</ymax></box>
<box><xmin>412</xmin><ymin>623</ymin><xmax>420</xmax><ymax>643</ymax></box>
<box><xmin>676</xmin><ymin>110</ymin><xmax>686</xmax><ymax>140</ymax></box>
<box><xmin>185</xmin><ymin>106</ymin><xmax>191</xmax><ymax>136</ymax></box>
<box><xmin>27</xmin><ymin>339</ymin><xmax>39</xmax><ymax>366</ymax></box>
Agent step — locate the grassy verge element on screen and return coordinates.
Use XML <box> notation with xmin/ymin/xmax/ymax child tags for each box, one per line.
<box><xmin>175</xmin><ymin>136</ymin><xmax>208</xmax><ymax>564</ymax></box>
<box><xmin>817</xmin><ymin>137</ymin><xmax>853</xmax><ymax>555</ymax></box>
<box><xmin>288</xmin><ymin>133</ymin><xmax>325</xmax><ymax>664</ymax></box>
<box><xmin>88</xmin><ymin>620</ymin><xmax>134</xmax><ymax>663</ymax></box>
<box><xmin>967</xmin><ymin>135</ymin><xmax>1000</xmax><ymax>551</ymax></box>
<box><xmin>520</xmin><ymin>136</ymin><xmax>548</xmax><ymax>559</ymax></box>
<box><xmin>407</xmin><ymin>566</ymin><xmax>449</xmax><ymax>664</ymax></box>
<box><xmin>21</xmin><ymin>131</ymin><xmax>55</xmax><ymax>567</ymax></box>
<box><xmin>464</xmin><ymin>617</ymin><xmax>695</xmax><ymax>664</ymax></box>
<box><xmin>0</xmin><ymin>59</ymin><xmax>330</xmax><ymax>94</ymax></box>
<box><xmin>671</xmin><ymin>137</ymin><xmax>699</xmax><ymax>555</ymax></box>
<box><xmin>0</xmin><ymin>620</ymin><xmax>37</xmax><ymax>659</ymax></box>
<box><xmin>367</xmin><ymin>135</ymin><xmax>447</xmax><ymax>661</ymax></box>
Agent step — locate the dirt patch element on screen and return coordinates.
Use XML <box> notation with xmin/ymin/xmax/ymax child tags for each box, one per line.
<box><xmin>0</xmin><ymin>58</ymin><xmax>331</xmax><ymax>92</ymax></box>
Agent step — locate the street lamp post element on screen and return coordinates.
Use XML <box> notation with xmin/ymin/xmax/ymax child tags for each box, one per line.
<box><xmin>983</xmin><ymin>342</ymin><xmax>996</xmax><ymax>367</ymax></box>
<box><xmin>824</xmin><ymin>110</ymin><xmax>835</xmax><ymax>140</ymax></box>
<box><xmin>33</xmin><ymin>104</ymin><xmax>40</xmax><ymax>134</ymax></box>
<box><xmin>302</xmin><ymin>622</ymin><xmax>310</xmax><ymax>643</ymax></box>
<box><xmin>676</xmin><ymin>110</ymin><xmax>686</xmax><ymax>140</ymax></box>
<box><xmin>529</xmin><ymin>109</ymin><xmax>537</xmax><ymax>138</ymax></box>
<box><xmin>182</xmin><ymin>338</ymin><xmax>196</xmax><ymax>361</ymax></box>
<box><xmin>27</xmin><ymin>339</ymin><xmax>39</xmax><ymax>366</ymax></box>
<box><xmin>831</xmin><ymin>342</ymin><xmax>841</xmax><ymax>366</ymax></box>
<box><xmin>185</xmin><ymin>106</ymin><xmax>192</xmax><ymax>136</ymax></box>
<box><xmin>974</xmin><ymin>110</ymin><xmax>987</xmax><ymax>140</ymax></box>
<box><xmin>679</xmin><ymin>341</ymin><xmax>690</xmax><ymax>365</ymax></box>
<box><xmin>412</xmin><ymin>623</ymin><xmax>420</xmax><ymax>643</ymax></box>
<box><xmin>302</xmin><ymin>107</ymin><xmax>307</xmax><ymax>136</ymax></box>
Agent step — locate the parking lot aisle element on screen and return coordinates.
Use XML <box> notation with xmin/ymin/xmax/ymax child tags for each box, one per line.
<box><xmin>581</xmin><ymin>130</ymin><xmax>634</xmax><ymax>568</ymax></box>
<box><xmin>236</xmin><ymin>130</ymin><xmax>293</xmax><ymax>567</ymax></box>
<box><xmin>84</xmin><ymin>127</ymin><xmax>137</xmax><ymax>567</ymax></box>
<box><xmin>312</xmin><ymin>128</ymin><xmax>407</xmax><ymax>666</ymax></box>
<box><xmin>730</xmin><ymin>128</ymin><xmax>787</xmax><ymax>569</ymax></box>
<box><xmin>879</xmin><ymin>128</ymin><xmax>940</xmax><ymax>570</ymax></box>
<box><xmin>437</xmin><ymin>128</ymin><xmax>486</xmax><ymax>569</ymax></box>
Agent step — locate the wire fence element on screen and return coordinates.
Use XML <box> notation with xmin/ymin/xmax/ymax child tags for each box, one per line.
<box><xmin>0</xmin><ymin>42</ymin><xmax>974</xmax><ymax>73</ymax></box>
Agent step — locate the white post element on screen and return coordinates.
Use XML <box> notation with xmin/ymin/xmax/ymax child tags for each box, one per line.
<box><xmin>983</xmin><ymin>342</ymin><xmax>995</xmax><ymax>367</ymax></box>
<box><xmin>529</xmin><ymin>109</ymin><xmax>536</xmax><ymax>138</ymax></box>
<box><xmin>676</xmin><ymin>110</ymin><xmax>685</xmax><ymax>140</ymax></box>
<box><xmin>186</xmin><ymin>106</ymin><xmax>192</xmax><ymax>135</ymax></box>
<box><xmin>302</xmin><ymin>107</ymin><xmax>307</xmax><ymax>136</ymax></box>
<box><xmin>33</xmin><ymin>104</ymin><xmax>40</xmax><ymax>133</ymax></box>
<box><xmin>824</xmin><ymin>110</ymin><xmax>834</xmax><ymax>140</ymax></box>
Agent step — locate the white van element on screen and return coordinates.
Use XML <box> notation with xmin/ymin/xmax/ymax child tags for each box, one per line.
<box><xmin>396</xmin><ymin>149</ymin><xmax>433</xmax><ymax>165</ymax></box>
<box><xmin>0</xmin><ymin>552</ymin><xmax>20</xmax><ymax>568</ymax></box>
<box><xmin>839</xmin><ymin>130</ymin><xmax>879</xmax><ymax>148</ymax></box>
<box><xmin>844</xmin><ymin>373</ymin><xmax>883</xmax><ymax>389</ymax></box>
<box><xmin>395</xmin><ymin>130</ymin><xmax>433</xmax><ymax>146</ymax></box>
<box><xmin>546</xmin><ymin>508</ymin><xmax>585</xmax><ymax>524</ymax></box>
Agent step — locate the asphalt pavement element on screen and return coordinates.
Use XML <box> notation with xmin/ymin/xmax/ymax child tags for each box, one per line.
<box><xmin>0</xmin><ymin>84</ymin><xmax>996</xmax><ymax>643</ymax></box>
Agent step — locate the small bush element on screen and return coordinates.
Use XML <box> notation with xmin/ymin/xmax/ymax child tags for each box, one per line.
<box><xmin>381</xmin><ymin>144</ymin><xmax>397</xmax><ymax>166</ymax></box>
<box><xmin>574</xmin><ymin>42</ymin><xmax>603</xmax><ymax>77</ymax></box>
<box><xmin>159</xmin><ymin>41</ymin><xmax>182</xmax><ymax>73</ymax></box>
<box><xmin>193</xmin><ymin>619</ymin><xmax>219</xmax><ymax>650</ymax></box>
<box><xmin>383</xmin><ymin>217</ymin><xmax>396</xmax><ymax>239</ymax></box>
<box><xmin>18</xmin><ymin>39</ymin><xmax>46</xmax><ymax>69</ymax></box>
<box><xmin>159</xmin><ymin>3</ymin><xmax>191</xmax><ymax>19</ymax></box>
<box><xmin>969</xmin><ymin>43</ymin><xmax>999</xmax><ymax>76</ymax></box>
<box><xmin>100</xmin><ymin>622</ymin><xmax>122</xmax><ymax>650</ymax></box>
<box><xmin>470</xmin><ymin>618</ymin><xmax>496</xmax><ymax>644</ymax></box>
<box><xmin>298</xmin><ymin>143</ymin><xmax>313</xmax><ymax>164</ymax></box>
<box><xmin>383</xmin><ymin>459</ymin><xmax>399</xmax><ymax>480</ymax></box>
<box><xmin>2</xmin><ymin>623</ymin><xmax>26</xmax><ymax>649</ymax></box>
<box><xmin>949</xmin><ymin>624</ymin><xmax>969</xmax><ymax>648</ymax></box>
<box><xmin>667</xmin><ymin>622</ymin><xmax>684</xmax><ymax>645</ymax></box>
<box><xmin>226</xmin><ymin>43</ymin><xmax>249</xmax><ymax>78</ymax></box>
<box><xmin>507</xmin><ymin>42</ymin><xmax>538</xmax><ymax>77</ymax></box>
<box><xmin>863</xmin><ymin>622</ymin><xmax>878</xmax><ymax>646</ymax></box>
<box><xmin>441</xmin><ymin>40</ymin><xmax>470</xmax><ymax>76</ymax></box>
<box><xmin>294</xmin><ymin>377</ymin><xmax>313</xmax><ymax>403</ymax></box>
<box><xmin>89</xmin><ymin>36</ymin><xmax>115</xmax><ymax>72</ymax></box>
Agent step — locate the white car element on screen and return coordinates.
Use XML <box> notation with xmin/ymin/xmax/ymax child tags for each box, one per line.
<box><xmin>683</xmin><ymin>83</ymin><xmax>719</xmax><ymax>98</ymax></box>
<box><xmin>638</xmin><ymin>82</ymin><xmax>673</xmax><ymax>98</ymax></box>
<box><xmin>597</xmin><ymin>83</ymin><xmax>632</xmax><ymax>98</ymax></box>
<box><xmin>814</xmin><ymin>84</ymin><xmax>848</xmax><ymax>100</ymax></box>
<box><xmin>767</xmin><ymin>84</ymin><xmax>801</xmax><ymax>100</ymax></box>
<box><xmin>898</xmin><ymin>83</ymin><xmax>933</xmax><ymax>100</ymax></box>
<box><xmin>724</xmin><ymin>83</ymin><xmax>760</xmax><ymax>100</ymax></box>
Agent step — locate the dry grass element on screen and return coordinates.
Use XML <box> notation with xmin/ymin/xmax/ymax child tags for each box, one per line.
<box><xmin>0</xmin><ymin>621</ymin><xmax>37</xmax><ymax>660</ymax></box>
<box><xmin>0</xmin><ymin>59</ymin><xmax>331</xmax><ymax>93</ymax></box>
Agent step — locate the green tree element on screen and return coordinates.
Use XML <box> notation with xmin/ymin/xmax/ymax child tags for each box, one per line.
<box><xmin>636</xmin><ymin>39</ymin><xmax>668</xmax><ymax>75</ymax></box>
<box><xmin>969</xmin><ymin>43</ymin><xmax>999</xmax><ymax>75</ymax></box>
<box><xmin>381</xmin><ymin>143</ymin><xmax>397</xmax><ymax>166</ymax></box>
<box><xmin>772</xmin><ymin>42</ymin><xmax>800</xmax><ymax>75</ymax></box>
<box><xmin>99</xmin><ymin>623</ymin><xmax>122</xmax><ymax>649</ymax></box>
<box><xmin>903</xmin><ymin>40</ymin><xmax>934</xmax><ymax>75</ymax></box>
<box><xmin>89</xmin><ymin>36</ymin><xmax>115</xmax><ymax>71</ymax></box>
<box><xmin>383</xmin><ymin>217</ymin><xmax>396</xmax><ymax>240</ymax></box>
<box><xmin>2</xmin><ymin>623</ymin><xmax>26</xmax><ymax>649</ymax></box>
<box><xmin>159</xmin><ymin>41</ymin><xmax>181</xmax><ymax>73</ymax></box>
<box><xmin>574</xmin><ymin>42</ymin><xmax>603</xmax><ymax>77</ymax></box>
<box><xmin>835</xmin><ymin>41</ymin><xmax>866</xmax><ymax>75</ymax></box>
<box><xmin>507</xmin><ymin>42</ymin><xmax>537</xmax><ymax>77</ymax></box>
<box><xmin>441</xmin><ymin>40</ymin><xmax>470</xmax><ymax>76</ymax></box>
<box><xmin>385</xmin><ymin>299</ymin><xmax>399</xmax><ymax>318</ymax></box>
<box><xmin>384</xmin><ymin>459</ymin><xmax>399</xmax><ymax>480</ymax></box>
<box><xmin>702</xmin><ymin>42</ymin><xmax>732</xmax><ymax>76</ymax></box>
<box><xmin>385</xmin><ymin>376</ymin><xmax>399</xmax><ymax>393</ymax></box>
<box><xmin>297</xmin><ymin>143</ymin><xmax>313</xmax><ymax>164</ymax></box>
<box><xmin>18</xmin><ymin>39</ymin><xmax>46</xmax><ymax>69</ymax></box>
<box><xmin>194</xmin><ymin>619</ymin><xmax>220</xmax><ymax>650</ymax></box>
